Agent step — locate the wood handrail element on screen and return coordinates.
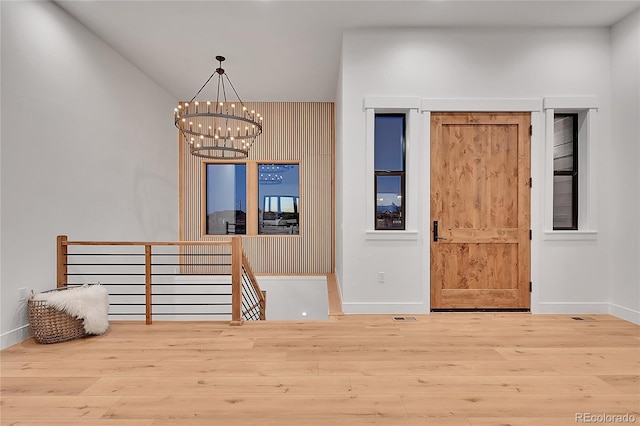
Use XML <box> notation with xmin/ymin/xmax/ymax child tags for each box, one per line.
<box><xmin>241</xmin><ymin>250</ymin><xmax>266</xmax><ymax>320</ymax></box>
<box><xmin>242</xmin><ymin>252</ymin><xmax>262</xmax><ymax>297</ymax></box>
<box><xmin>61</xmin><ymin>240</ymin><xmax>232</xmax><ymax>246</ymax></box>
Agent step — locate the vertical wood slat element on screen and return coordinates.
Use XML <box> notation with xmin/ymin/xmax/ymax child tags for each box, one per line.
<box><xmin>180</xmin><ymin>102</ymin><xmax>334</xmax><ymax>274</ymax></box>
<box><xmin>230</xmin><ymin>237</ymin><xmax>244</xmax><ymax>326</ymax></box>
<box><xmin>56</xmin><ymin>235</ymin><xmax>68</xmax><ymax>288</ymax></box>
<box><xmin>145</xmin><ymin>244</ymin><xmax>152</xmax><ymax>325</ymax></box>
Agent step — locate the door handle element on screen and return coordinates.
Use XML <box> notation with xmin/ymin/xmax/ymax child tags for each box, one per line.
<box><xmin>433</xmin><ymin>221</ymin><xmax>448</xmax><ymax>242</ymax></box>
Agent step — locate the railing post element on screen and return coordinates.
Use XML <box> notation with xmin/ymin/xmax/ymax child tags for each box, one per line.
<box><xmin>230</xmin><ymin>237</ymin><xmax>244</xmax><ymax>326</ymax></box>
<box><xmin>57</xmin><ymin>235</ymin><xmax>68</xmax><ymax>288</ymax></box>
<box><xmin>260</xmin><ymin>290</ymin><xmax>267</xmax><ymax>320</ymax></box>
<box><xmin>145</xmin><ymin>244</ymin><xmax>152</xmax><ymax>325</ymax></box>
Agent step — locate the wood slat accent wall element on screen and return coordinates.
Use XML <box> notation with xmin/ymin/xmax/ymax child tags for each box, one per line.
<box><xmin>180</xmin><ymin>102</ymin><xmax>334</xmax><ymax>274</ymax></box>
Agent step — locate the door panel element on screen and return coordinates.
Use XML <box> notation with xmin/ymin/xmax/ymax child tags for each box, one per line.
<box><xmin>431</xmin><ymin>112</ymin><xmax>530</xmax><ymax>309</ymax></box>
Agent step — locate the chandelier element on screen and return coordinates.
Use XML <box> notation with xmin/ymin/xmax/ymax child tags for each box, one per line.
<box><xmin>174</xmin><ymin>56</ymin><xmax>263</xmax><ymax>159</ymax></box>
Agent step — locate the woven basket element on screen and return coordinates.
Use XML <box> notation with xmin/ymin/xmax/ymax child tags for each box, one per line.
<box><xmin>28</xmin><ymin>288</ymin><xmax>86</xmax><ymax>344</ymax></box>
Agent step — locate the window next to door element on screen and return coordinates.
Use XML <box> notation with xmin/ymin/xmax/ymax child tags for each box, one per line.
<box><xmin>375</xmin><ymin>114</ymin><xmax>406</xmax><ymax>230</ymax></box>
<box><xmin>363</xmin><ymin>96</ymin><xmax>420</xmax><ymax>240</ymax></box>
<box><xmin>553</xmin><ymin>114</ymin><xmax>578</xmax><ymax>230</ymax></box>
<box><xmin>543</xmin><ymin>96</ymin><xmax>598</xmax><ymax>240</ymax></box>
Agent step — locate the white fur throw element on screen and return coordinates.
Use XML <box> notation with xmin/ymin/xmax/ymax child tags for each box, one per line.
<box><xmin>33</xmin><ymin>285</ymin><xmax>109</xmax><ymax>335</ymax></box>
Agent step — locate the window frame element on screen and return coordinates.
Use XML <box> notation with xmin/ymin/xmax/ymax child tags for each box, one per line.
<box><xmin>543</xmin><ymin>96</ymin><xmax>598</xmax><ymax>240</ymax></box>
<box><xmin>202</xmin><ymin>160</ymin><xmax>301</xmax><ymax>237</ymax></box>
<box><xmin>257</xmin><ymin>163</ymin><xmax>301</xmax><ymax>236</ymax></box>
<box><xmin>202</xmin><ymin>162</ymin><xmax>247</xmax><ymax>236</ymax></box>
<box><xmin>552</xmin><ymin>113</ymin><xmax>579</xmax><ymax>230</ymax></box>
<box><xmin>374</xmin><ymin>113</ymin><xmax>407</xmax><ymax>231</ymax></box>
<box><xmin>363</xmin><ymin>97</ymin><xmax>420</xmax><ymax>240</ymax></box>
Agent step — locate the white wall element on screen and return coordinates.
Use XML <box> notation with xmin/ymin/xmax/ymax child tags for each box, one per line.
<box><xmin>257</xmin><ymin>276</ymin><xmax>328</xmax><ymax>320</ymax></box>
<box><xmin>337</xmin><ymin>27</ymin><xmax>618</xmax><ymax>315</ymax></box>
<box><xmin>610</xmin><ymin>9</ymin><xmax>640</xmax><ymax>323</ymax></box>
<box><xmin>0</xmin><ymin>1</ymin><xmax>178</xmax><ymax>348</ymax></box>
<box><xmin>334</xmin><ymin>51</ymin><xmax>344</xmax><ymax>293</ymax></box>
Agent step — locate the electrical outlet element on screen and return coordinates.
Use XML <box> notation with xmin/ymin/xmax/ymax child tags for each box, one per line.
<box><xmin>18</xmin><ymin>287</ymin><xmax>29</xmax><ymax>301</ymax></box>
<box><xmin>378</xmin><ymin>272</ymin><xmax>385</xmax><ymax>283</ymax></box>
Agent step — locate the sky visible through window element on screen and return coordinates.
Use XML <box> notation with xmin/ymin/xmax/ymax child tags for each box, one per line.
<box><xmin>206</xmin><ymin>164</ymin><xmax>247</xmax><ymax>215</ymax></box>
<box><xmin>374</xmin><ymin>114</ymin><xmax>404</xmax><ymax>173</ymax></box>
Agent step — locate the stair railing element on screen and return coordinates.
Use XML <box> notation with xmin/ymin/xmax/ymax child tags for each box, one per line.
<box><xmin>56</xmin><ymin>235</ymin><xmax>265</xmax><ymax>325</ymax></box>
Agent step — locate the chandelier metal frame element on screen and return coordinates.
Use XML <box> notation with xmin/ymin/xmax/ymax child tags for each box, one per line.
<box><xmin>174</xmin><ymin>56</ymin><xmax>263</xmax><ymax>159</ymax></box>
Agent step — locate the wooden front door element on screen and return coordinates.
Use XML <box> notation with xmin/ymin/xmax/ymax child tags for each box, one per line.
<box><xmin>430</xmin><ymin>112</ymin><xmax>531</xmax><ymax>309</ymax></box>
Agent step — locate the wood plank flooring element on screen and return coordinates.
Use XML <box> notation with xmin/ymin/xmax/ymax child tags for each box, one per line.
<box><xmin>1</xmin><ymin>314</ymin><xmax>639</xmax><ymax>425</ymax></box>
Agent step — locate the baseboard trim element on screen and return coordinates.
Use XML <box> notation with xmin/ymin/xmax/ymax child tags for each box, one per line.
<box><xmin>533</xmin><ymin>302</ymin><xmax>609</xmax><ymax>315</ymax></box>
<box><xmin>342</xmin><ymin>302</ymin><xmax>427</xmax><ymax>315</ymax></box>
<box><xmin>609</xmin><ymin>303</ymin><xmax>640</xmax><ymax>325</ymax></box>
<box><xmin>1</xmin><ymin>324</ymin><xmax>31</xmax><ymax>350</ymax></box>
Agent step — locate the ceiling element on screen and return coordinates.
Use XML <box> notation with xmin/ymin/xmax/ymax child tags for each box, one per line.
<box><xmin>55</xmin><ymin>0</ymin><xmax>640</xmax><ymax>102</ymax></box>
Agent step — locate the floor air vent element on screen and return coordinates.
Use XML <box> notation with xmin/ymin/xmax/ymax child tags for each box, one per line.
<box><xmin>393</xmin><ymin>316</ymin><xmax>417</xmax><ymax>321</ymax></box>
<box><xmin>572</xmin><ymin>316</ymin><xmax>597</xmax><ymax>321</ymax></box>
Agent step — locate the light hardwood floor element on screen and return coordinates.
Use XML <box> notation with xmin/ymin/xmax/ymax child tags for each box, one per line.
<box><xmin>1</xmin><ymin>314</ymin><xmax>639</xmax><ymax>425</ymax></box>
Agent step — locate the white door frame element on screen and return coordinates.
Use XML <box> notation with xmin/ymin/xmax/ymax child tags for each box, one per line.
<box><xmin>421</xmin><ymin>99</ymin><xmax>542</xmax><ymax>312</ymax></box>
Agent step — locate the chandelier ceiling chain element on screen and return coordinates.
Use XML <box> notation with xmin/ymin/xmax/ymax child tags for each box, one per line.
<box><xmin>174</xmin><ymin>55</ymin><xmax>263</xmax><ymax>159</ymax></box>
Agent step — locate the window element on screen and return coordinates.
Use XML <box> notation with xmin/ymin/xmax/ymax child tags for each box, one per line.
<box><xmin>258</xmin><ymin>164</ymin><xmax>300</xmax><ymax>235</ymax></box>
<box><xmin>205</xmin><ymin>162</ymin><xmax>300</xmax><ymax>236</ymax></box>
<box><xmin>553</xmin><ymin>114</ymin><xmax>578</xmax><ymax>230</ymax></box>
<box><xmin>364</xmin><ymin>97</ymin><xmax>419</xmax><ymax>239</ymax></box>
<box><xmin>374</xmin><ymin>114</ymin><xmax>406</xmax><ymax>230</ymax></box>
<box><xmin>205</xmin><ymin>164</ymin><xmax>247</xmax><ymax>235</ymax></box>
<box><xmin>543</xmin><ymin>97</ymin><xmax>598</xmax><ymax>239</ymax></box>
